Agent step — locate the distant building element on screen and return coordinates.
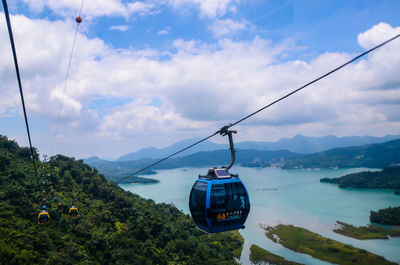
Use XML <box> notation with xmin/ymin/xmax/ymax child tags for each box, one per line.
<box><xmin>270</xmin><ymin>157</ymin><xmax>285</xmax><ymax>168</ymax></box>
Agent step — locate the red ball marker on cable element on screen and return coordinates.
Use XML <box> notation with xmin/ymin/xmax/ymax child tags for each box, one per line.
<box><xmin>75</xmin><ymin>16</ymin><xmax>82</xmax><ymax>23</ymax></box>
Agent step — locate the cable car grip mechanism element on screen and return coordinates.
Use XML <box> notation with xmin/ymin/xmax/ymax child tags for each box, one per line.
<box><xmin>219</xmin><ymin>125</ymin><xmax>237</xmax><ymax>170</ymax></box>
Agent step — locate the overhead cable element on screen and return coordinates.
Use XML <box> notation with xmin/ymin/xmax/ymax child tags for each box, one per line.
<box><xmin>51</xmin><ymin>0</ymin><xmax>85</xmax><ymax>155</ymax></box>
<box><xmin>2</xmin><ymin>0</ymin><xmax>39</xmax><ymax>186</ymax></box>
<box><xmin>117</xmin><ymin>32</ymin><xmax>400</xmax><ymax>183</ymax></box>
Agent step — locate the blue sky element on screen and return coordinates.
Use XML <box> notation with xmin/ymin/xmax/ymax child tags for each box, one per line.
<box><xmin>1</xmin><ymin>0</ymin><xmax>400</xmax><ymax>159</ymax></box>
<box><xmin>85</xmin><ymin>1</ymin><xmax>399</xmax><ymax>53</ymax></box>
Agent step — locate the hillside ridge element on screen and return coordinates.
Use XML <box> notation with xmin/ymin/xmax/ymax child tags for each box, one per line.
<box><xmin>0</xmin><ymin>135</ymin><xmax>242</xmax><ymax>264</ymax></box>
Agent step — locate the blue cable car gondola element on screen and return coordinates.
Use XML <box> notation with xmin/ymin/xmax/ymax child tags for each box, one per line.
<box><xmin>189</xmin><ymin>129</ymin><xmax>250</xmax><ymax>233</ymax></box>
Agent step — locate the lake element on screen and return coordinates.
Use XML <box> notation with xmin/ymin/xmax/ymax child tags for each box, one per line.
<box><xmin>120</xmin><ymin>167</ymin><xmax>400</xmax><ymax>265</ymax></box>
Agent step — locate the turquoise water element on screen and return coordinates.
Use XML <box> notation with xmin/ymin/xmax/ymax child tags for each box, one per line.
<box><xmin>120</xmin><ymin>167</ymin><xmax>400</xmax><ymax>265</ymax></box>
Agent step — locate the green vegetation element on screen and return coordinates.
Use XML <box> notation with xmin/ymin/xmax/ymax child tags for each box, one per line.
<box><xmin>320</xmin><ymin>167</ymin><xmax>400</xmax><ymax>193</ymax></box>
<box><xmin>86</xmin><ymin>139</ymin><xmax>400</xmax><ymax>173</ymax></box>
<box><xmin>231</xmin><ymin>230</ymin><xmax>244</xmax><ymax>259</ymax></box>
<box><xmin>333</xmin><ymin>221</ymin><xmax>400</xmax><ymax>240</ymax></box>
<box><xmin>284</xmin><ymin>139</ymin><xmax>400</xmax><ymax>169</ymax></box>
<box><xmin>0</xmin><ymin>135</ymin><xmax>242</xmax><ymax>264</ymax></box>
<box><xmin>83</xmin><ymin>156</ymin><xmax>159</xmax><ymax>183</ymax></box>
<box><xmin>370</xmin><ymin>206</ymin><xmax>400</xmax><ymax>225</ymax></box>
<box><xmin>249</xmin><ymin>244</ymin><xmax>303</xmax><ymax>265</ymax></box>
<box><xmin>265</xmin><ymin>224</ymin><xmax>396</xmax><ymax>265</ymax></box>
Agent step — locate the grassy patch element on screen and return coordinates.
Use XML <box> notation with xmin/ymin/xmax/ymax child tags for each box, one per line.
<box><xmin>249</xmin><ymin>244</ymin><xmax>304</xmax><ymax>265</ymax></box>
<box><xmin>334</xmin><ymin>221</ymin><xmax>400</xmax><ymax>240</ymax></box>
<box><xmin>265</xmin><ymin>224</ymin><xmax>396</xmax><ymax>265</ymax></box>
<box><xmin>231</xmin><ymin>230</ymin><xmax>244</xmax><ymax>259</ymax></box>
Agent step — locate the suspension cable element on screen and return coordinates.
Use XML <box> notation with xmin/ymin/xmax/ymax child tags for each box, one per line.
<box><xmin>118</xmin><ymin>133</ymin><xmax>220</xmax><ymax>182</ymax></box>
<box><xmin>229</xmin><ymin>33</ymin><xmax>400</xmax><ymax>128</ymax></box>
<box><xmin>2</xmin><ymin>0</ymin><xmax>39</xmax><ymax>186</ymax></box>
<box><xmin>117</xmin><ymin>32</ymin><xmax>400</xmax><ymax>183</ymax></box>
<box><xmin>50</xmin><ymin>0</ymin><xmax>85</xmax><ymax>156</ymax></box>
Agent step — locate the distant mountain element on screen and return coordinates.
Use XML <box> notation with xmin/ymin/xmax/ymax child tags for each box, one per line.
<box><xmin>284</xmin><ymin>139</ymin><xmax>400</xmax><ymax>169</ymax></box>
<box><xmin>116</xmin><ymin>138</ymin><xmax>226</xmax><ymax>161</ymax></box>
<box><xmin>85</xmin><ymin>149</ymin><xmax>301</xmax><ymax>178</ymax></box>
<box><xmin>83</xmin><ymin>156</ymin><xmax>104</xmax><ymax>163</ymax></box>
<box><xmin>116</xmin><ymin>134</ymin><xmax>400</xmax><ymax>161</ymax></box>
<box><xmin>86</xmin><ymin>138</ymin><xmax>400</xmax><ymax>179</ymax></box>
<box><xmin>237</xmin><ymin>134</ymin><xmax>400</xmax><ymax>154</ymax></box>
<box><xmin>147</xmin><ymin>149</ymin><xmax>300</xmax><ymax>169</ymax></box>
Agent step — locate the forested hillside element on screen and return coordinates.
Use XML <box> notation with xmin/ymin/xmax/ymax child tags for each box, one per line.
<box><xmin>86</xmin><ymin>139</ymin><xmax>400</xmax><ymax>179</ymax></box>
<box><xmin>0</xmin><ymin>135</ymin><xmax>242</xmax><ymax>264</ymax></box>
<box><xmin>283</xmin><ymin>139</ymin><xmax>400</xmax><ymax>169</ymax></box>
<box><xmin>320</xmin><ymin>167</ymin><xmax>400</xmax><ymax>192</ymax></box>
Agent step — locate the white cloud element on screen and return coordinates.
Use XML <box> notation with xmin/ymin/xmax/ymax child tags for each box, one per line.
<box><xmin>21</xmin><ymin>0</ymin><xmax>159</xmax><ymax>19</ymax></box>
<box><xmin>209</xmin><ymin>18</ymin><xmax>246</xmax><ymax>37</ymax></box>
<box><xmin>0</xmin><ymin>87</ymin><xmax>19</xmax><ymax>117</ymax></box>
<box><xmin>127</xmin><ymin>1</ymin><xmax>158</xmax><ymax>16</ymax></box>
<box><xmin>21</xmin><ymin>0</ymin><xmax>237</xmax><ymax>20</ymax></box>
<box><xmin>0</xmin><ymin>14</ymin><xmax>109</xmax><ymax>121</ymax></box>
<box><xmin>21</xmin><ymin>0</ymin><xmax>44</xmax><ymax>13</ymax></box>
<box><xmin>158</xmin><ymin>26</ymin><xmax>171</xmax><ymax>35</ymax></box>
<box><xmin>358</xmin><ymin>22</ymin><xmax>400</xmax><ymax>49</ymax></box>
<box><xmin>1</xmin><ymin>13</ymin><xmax>399</xmax><ymax>157</ymax></box>
<box><xmin>109</xmin><ymin>25</ymin><xmax>129</xmax><ymax>32</ymax></box>
<box><xmin>168</xmin><ymin>0</ymin><xmax>238</xmax><ymax>18</ymax></box>
<box><xmin>99</xmin><ymin>100</ymin><xmax>209</xmax><ymax>139</ymax></box>
<box><xmin>20</xmin><ymin>0</ymin><xmax>239</xmax><ymax>21</ymax></box>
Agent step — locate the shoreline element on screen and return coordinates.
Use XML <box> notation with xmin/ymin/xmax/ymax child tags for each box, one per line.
<box><xmin>264</xmin><ymin>224</ymin><xmax>397</xmax><ymax>265</ymax></box>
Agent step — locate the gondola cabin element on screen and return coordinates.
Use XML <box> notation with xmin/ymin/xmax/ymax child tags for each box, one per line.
<box><xmin>38</xmin><ymin>210</ymin><xmax>50</xmax><ymax>224</ymax></box>
<box><xmin>189</xmin><ymin>168</ymin><xmax>250</xmax><ymax>233</ymax></box>
<box><xmin>69</xmin><ymin>206</ymin><xmax>78</xmax><ymax>217</ymax></box>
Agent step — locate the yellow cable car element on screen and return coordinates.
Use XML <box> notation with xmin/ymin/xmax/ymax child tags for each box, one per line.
<box><xmin>69</xmin><ymin>206</ymin><xmax>78</xmax><ymax>217</ymax></box>
<box><xmin>38</xmin><ymin>210</ymin><xmax>50</xmax><ymax>224</ymax></box>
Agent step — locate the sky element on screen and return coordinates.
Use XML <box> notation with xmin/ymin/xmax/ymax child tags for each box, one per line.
<box><xmin>1</xmin><ymin>0</ymin><xmax>400</xmax><ymax>159</ymax></box>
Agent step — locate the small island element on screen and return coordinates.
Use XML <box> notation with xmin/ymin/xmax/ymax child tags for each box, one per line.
<box><xmin>116</xmin><ymin>175</ymin><xmax>160</xmax><ymax>184</ymax></box>
<box><xmin>370</xmin><ymin>206</ymin><xmax>400</xmax><ymax>226</ymax></box>
<box><xmin>265</xmin><ymin>224</ymin><xmax>396</xmax><ymax>265</ymax></box>
<box><xmin>333</xmin><ymin>221</ymin><xmax>400</xmax><ymax>240</ymax></box>
<box><xmin>249</xmin><ymin>244</ymin><xmax>304</xmax><ymax>265</ymax></box>
<box><xmin>321</xmin><ymin>168</ymin><xmax>400</xmax><ymax>228</ymax></box>
<box><xmin>320</xmin><ymin>167</ymin><xmax>400</xmax><ymax>194</ymax></box>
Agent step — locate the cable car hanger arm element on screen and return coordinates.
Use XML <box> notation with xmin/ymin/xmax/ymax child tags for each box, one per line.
<box><xmin>219</xmin><ymin>127</ymin><xmax>237</xmax><ymax>170</ymax></box>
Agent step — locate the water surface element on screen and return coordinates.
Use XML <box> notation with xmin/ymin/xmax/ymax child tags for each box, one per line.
<box><xmin>121</xmin><ymin>167</ymin><xmax>400</xmax><ymax>265</ymax></box>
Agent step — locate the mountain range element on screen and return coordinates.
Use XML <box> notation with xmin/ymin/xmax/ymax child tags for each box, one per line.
<box><xmin>283</xmin><ymin>139</ymin><xmax>400</xmax><ymax>169</ymax></box>
<box><xmin>84</xmin><ymin>137</ymin><xmax>400</xmax><ymax>182</ymax></box>
<box><xmin>114</xmin><ymin>134</ymin><xmax>400</xmax><ymax>161</ymax></box>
